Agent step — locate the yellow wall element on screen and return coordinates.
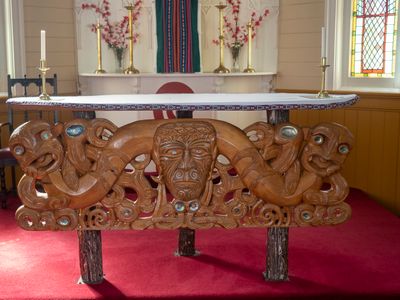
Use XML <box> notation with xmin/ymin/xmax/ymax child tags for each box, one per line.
<box><xmin>277</xmin><ymin>0</ymin><xmax>324</xmax><ymax>90</ymax></box>
<box><xmin>276</xmin><ymin>1</ymin><xmax>400</xmax><ymax>215</ymax></box>
<box><xmin>23</xmin><ymin>0</ymin><xmax>78</xmax><ymax>95</ymax></box>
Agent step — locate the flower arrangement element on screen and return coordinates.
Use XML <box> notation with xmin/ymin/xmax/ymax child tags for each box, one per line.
<box><xmin>212</xmin><ymin>0</ymin><xmax>269</xmax><ymax>49</ymax></box>
<box><xmin>81</xmin><ymin>0</ymin><xmax>142</xmax><ymax>67</ymax></box>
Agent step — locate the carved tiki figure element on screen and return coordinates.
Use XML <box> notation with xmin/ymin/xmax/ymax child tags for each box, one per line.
<box><xmin>301</xmin><ymin>122</ymin><xmax>354</xmax><ymax>177</ymax></box>
<box><xmin>152</xmin><ymin>122</ymin><xmax>217</xmax><ymax>212</ymax></box>
<box><xmin>301</xmin><ymin>122</ymin><xmax>354</xmax><ymax>206</ymax></box>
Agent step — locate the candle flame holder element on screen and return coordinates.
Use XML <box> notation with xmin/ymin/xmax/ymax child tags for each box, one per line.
<box><xmin>243</xmin><ymin>22</ymin><xmax>255</xmax><ymax>73</ymax></box>
<box><xmin>214</xmin><ymin>3</ymin><xmax>230</xmax><ymax>73</ymax></box>
<box><xmin>317</xmin><ymin>57</ymin><xmax>330</xmax><ymax>98</ymax></box>
<box><xmin>124</xmin><ymin>4</ymin><xmax>140</xmax><ymax>74</ymax></box>
<box><xmin>95</xmin><ymin>23</ymin><xmax>106</xmax><ymax>74</ymax></box>
<box><xmin>38</xmin><ymin>60</ymin><xmax>51</xmax><ymax>100</ymax></box>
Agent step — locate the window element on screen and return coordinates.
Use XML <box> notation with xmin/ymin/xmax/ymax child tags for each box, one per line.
<box><xmin>326</xmin><ymin>0</ymin><xmax>400</xmax><ymax>91</ymax></box>
<box><xmin>350</xmin><ymin>0</ymin><xmax>398</xmax><ymax>78</ymax></box>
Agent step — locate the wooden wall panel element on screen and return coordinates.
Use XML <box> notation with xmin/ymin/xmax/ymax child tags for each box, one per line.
<box><xmin>381</xmin><ymin>113</ymin><xmax>400</xmax><ymax>211</ymax></box>
<box><xmin>368</xmin><ymin>112</ymin><xmax>385</xmax><ymax>199</ymax></box>
<box><xmin>23</xmin><ymin>0</ymin><xmax>77</xmax><ymax>96</ymax></box>
<box><xmin>397</xmin><ymin>139</ymin><xmax>400</xmax><ymax>213</ymax></box>
<box><xmin>277</xmin><ymin>0</ymin><xmax>324</xmax><ymax>90</ymax></box>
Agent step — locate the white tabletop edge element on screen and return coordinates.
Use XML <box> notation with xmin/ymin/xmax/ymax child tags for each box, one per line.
<box><xmin>6</xmin><ymin>93</ymin><xmax>359</xmax><ymax>111</ymax></box>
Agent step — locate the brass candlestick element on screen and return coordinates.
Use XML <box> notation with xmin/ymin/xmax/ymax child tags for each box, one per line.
<box><xmin>213</xmin><ymin>3</ymin><xmax>230</xmax><ymax>73</ymax></box>
<box><xmin>124</xmin><ymin>4</ymin><xmax>139</xmax><ymax>74</ymax></box>
<box><xmin>317</xmin><ymin>57</ymin><xmax>330</xmax><ymax>98</ymax></box>
<box><xmin>38</xmin><ymin>60</ymin><xmax>51</xmax><ymax>100</ymax></box>
<box><xmin>95</xmin><ymin>22</ymin><xmax>106</xmax><ymax>74</ymax></box>
<box><xmin>243</xmin><ymin>22</ymin><xmax>255</xmax><ymax>73</ymax></box>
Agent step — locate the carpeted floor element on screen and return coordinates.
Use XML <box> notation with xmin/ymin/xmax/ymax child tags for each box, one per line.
<box><xmin>0</xmin><ymin>189</ymin><xmax>399</xmax><ymax>299</ymax></box>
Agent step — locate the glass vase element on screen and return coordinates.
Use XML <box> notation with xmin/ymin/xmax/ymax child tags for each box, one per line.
<box><xmin>230</xmin><ymin>46</ymin><xmax>242</xmax><ymax>73</ymax></box>
<box><xmin>113</xmin><ymin>47</ymin><xmax>125</xmax><ymax>73</ymax></box>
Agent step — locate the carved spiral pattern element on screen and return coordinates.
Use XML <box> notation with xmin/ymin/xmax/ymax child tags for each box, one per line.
<box><xmin>251</xmin><ymin>200</ymin><xmax>290</xmax><ymax>227</ymax></box>
<box><xmin>79</xmin><ymin>205</ymin><xmax>114</xmax><ymax>229</ymax></box>
<box><xmin>10</xmin><ymin>119</ymin><xmax>353</xmax><ymax>231</ymax></box>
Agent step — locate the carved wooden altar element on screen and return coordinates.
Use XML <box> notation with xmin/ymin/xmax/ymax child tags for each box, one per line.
<box><xmin>7</xmin><ymin>93</ymin><xmax>358</xmax><ymax>283</ymax></box>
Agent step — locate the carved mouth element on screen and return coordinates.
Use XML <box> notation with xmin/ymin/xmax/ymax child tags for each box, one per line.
<box><xmin>175</xmin><ymin>181</ymin><xmax>199</xmax><ymax>186</ymax></box>
<box><xmin>32</xmin><ymin>153</ymin><xmax>54</xmax><ymax>169</ymax></box>
<box><xmin>25</xmin><ymin>152</ymin><xmax>59</xmax><ymax>175</ymax></box>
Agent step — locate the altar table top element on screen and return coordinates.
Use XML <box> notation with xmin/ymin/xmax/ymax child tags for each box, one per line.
<box><xmin>7</xmin><ymin>93</ymin><xmax>358</xmax><ymax>111</ymax></box>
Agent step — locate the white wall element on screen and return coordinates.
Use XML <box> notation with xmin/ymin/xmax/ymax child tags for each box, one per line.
<box><xmin>74</xmin><ymin>0</ymin><xmax>279</xmax><ymax>74</ymax></box>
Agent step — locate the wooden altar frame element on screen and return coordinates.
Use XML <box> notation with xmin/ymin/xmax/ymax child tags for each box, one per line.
<box><xmin>7</xmin><ymin>93</ymin><xmax>358</xmax><ymax>284</ymax></box>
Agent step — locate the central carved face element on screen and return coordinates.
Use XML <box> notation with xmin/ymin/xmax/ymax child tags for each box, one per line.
<box><xmin>153</xmin><ymin>122</ymin><xmax>217</xmax><ymax>202</ymax></box>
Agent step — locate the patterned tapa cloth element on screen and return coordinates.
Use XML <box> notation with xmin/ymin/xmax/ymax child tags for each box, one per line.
<box><xmin>156</xmin><ymin>0</ymin><xmax>200</xmax><ymax>73</ymax></box>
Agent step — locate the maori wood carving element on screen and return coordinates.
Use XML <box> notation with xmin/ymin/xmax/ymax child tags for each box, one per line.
<box><xmin>9</xmin><ymin>118</ymin><xmax>354</xmax><ymax>231</ymax></box>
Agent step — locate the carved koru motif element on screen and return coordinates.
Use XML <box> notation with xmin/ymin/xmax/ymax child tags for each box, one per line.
<box><xmin>9</xmin><ymin>118</ymin><xmax>353</xmax><ymax>231</ymax></box>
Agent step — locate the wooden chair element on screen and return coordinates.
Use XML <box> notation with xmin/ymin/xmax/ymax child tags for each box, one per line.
<box><xmin>154</xmin><ymin>82</ymin><xmax>194</xmax><ymax>119</ymax></box>
<box><xmin>0</xmin><ymin>74</ymin><xmax>58</xmax><ymax>208</ymax></box>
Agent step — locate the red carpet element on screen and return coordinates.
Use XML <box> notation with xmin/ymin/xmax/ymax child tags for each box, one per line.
<box><xmin>0</xmin><ymin>189</ymin><xmax>399</xmax><ymax>299</ymax></box>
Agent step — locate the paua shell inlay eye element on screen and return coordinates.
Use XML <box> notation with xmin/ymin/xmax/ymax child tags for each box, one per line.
<box><xmin>302</xmin><ymin>211</ymin><xmax>312</xmax><ymax>221</ymax></box>
<box><xmin>280</xmin><ymin>126</ymin><xmax>298</xmax><ymax>139</ymax></box>
<box><xmin>174</xmin><ymin>201</ymin><xmax>185</xmax><ymax>212</ymax></box>
<box><xmin>313</xmin><ymin>134</ymin><xmax>324</xmax><ymax>145</ymax></box>
<box><xmin>66</xmin><ymin>125</ymin><xmax>85</xmax><ymax>137</ymax></box>
<box><xmin>40</xmin><ymin>131</ymin><xmax>51</xmax><ymax>140</ymax></box>
<box><xmin>14</xmin><ymin>145</ymin><xmax>25</xmax><ymax>156</ymax></box>
<box><xmin>338</xmin><ymin>144</ymin><xmax>349</xmax><ymax>154</ymax></box>
<box><xmin>57</xmin><ymin>216</ymin><xmax>70</xmax><ymax>226</ymax></box>
<box><xmin>188</xmin><ymin>200</ymin><xmax>199</xmax><ymax>212</ymax></box>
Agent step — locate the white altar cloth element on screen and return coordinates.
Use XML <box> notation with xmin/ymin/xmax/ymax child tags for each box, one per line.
<box><xmin>7</xmin><ymin>93</ymin><xmax>358</xmax><ymax>111</ymax></box>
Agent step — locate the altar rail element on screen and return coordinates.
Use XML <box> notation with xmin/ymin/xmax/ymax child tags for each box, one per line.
<box><xmin>7</xmin><ymin>92</ymin><xmax>358</xmax><ymax>283</ymax></box>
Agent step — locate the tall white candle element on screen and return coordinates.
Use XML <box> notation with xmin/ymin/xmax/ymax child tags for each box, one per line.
<box><xmin>321</xmin><ymin>27</ymin><xmax>326</xmax><ymax>58</ymax></box>
<box><xmin>41</xmin><ymin>30</ymin><xmax>46</xmax><ymax>60</ymax></box>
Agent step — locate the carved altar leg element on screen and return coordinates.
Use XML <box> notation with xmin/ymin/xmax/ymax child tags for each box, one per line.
<box><xmin>175</xmin><ymin>110</ymin><xmax>197</xmax><ymax>256</ymax></box>
<box><xmin>264</xmin><ymin>109</ymin><xmax>290</xmax><ymax>281</ymax></box>
<box><xmin>78</xmin><ymin>230</ymin><xmax>103</xmax><ymax>284</ymax></box>
<box><xmin>264</xmin><ymin>227</ymin><xmax>289</xmax><ymax>281</ymax></box>
<box><xmin>73</xmin><ymin>111</ymin><xmax>104</xmax><ymax>284</ymax></box>
<box><xmin>176</xmin><ymin>228</ymin><xmax>198</xmax><ymax>256</ymax></box>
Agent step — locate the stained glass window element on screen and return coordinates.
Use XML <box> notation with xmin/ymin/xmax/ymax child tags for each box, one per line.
<box><xmin>350</xmin><ymin>0</ymin><xmax>399</xmax><ymax>77</ymax></box>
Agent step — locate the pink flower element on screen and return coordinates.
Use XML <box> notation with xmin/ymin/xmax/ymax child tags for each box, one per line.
<box><xmin>81</xmin><ymin>0</ymin><xmax>142</xmax><ymax>49</ymax></box>
<box><xmin>213</xmin><ymin>1</ymin><xmax>269</xmax><ymax>48</ymax></box>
